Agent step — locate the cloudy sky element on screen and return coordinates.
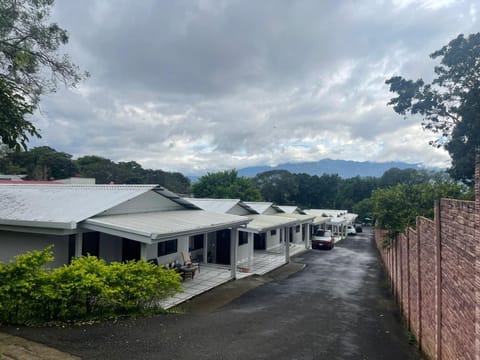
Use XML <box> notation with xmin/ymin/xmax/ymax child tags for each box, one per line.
<box><xmin>30</xmin><ymin>0</ymin><xmax>478</xmax><ymax>175</ymax></box>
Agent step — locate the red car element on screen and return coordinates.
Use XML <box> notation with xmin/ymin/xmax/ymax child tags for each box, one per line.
<box><xmin>312</xmin><ymin>229</ymin><xmax>335</xmax><ymax>250</ymax></box>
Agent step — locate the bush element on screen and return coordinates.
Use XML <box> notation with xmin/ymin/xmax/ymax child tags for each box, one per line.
<box><xmin>0</xmin><ymin>247</ymin><xmax>183</xmax><ymax>325</ymax></box>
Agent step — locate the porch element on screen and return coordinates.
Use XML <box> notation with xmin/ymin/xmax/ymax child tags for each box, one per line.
<box><xmin>159</xmin><ymin>242</ymin><xmax>309</xmax><ymax>309</ymax></box>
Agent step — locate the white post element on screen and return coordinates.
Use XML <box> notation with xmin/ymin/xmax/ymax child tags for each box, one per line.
<box><xmin>248</xmin><ymin>232</ymin><xmax>254</xmax><ymax>265</ymax></box>
<box><xmin>203</xmin><ymin>233</ymin><xmax>208</xmax><ymax>264</ymax></box>
<box><xmin>305</xmin><ymin>223</ymin><xmax>310</xmax><ymax>249</ymax></box>
<box><xmin>230</xmin><ymin>228</ymin><xmax>238</xmax><ymax>279</ymax></box>
<box><xmin>285</xmin><ymin>226</ymin><xmax>290</xmax><ymax>263</ymax></box>
<box><xmin>75</xmin><ymin>232</ymin><xmax>83</xmax><ymax>258</ymax></box>
<box><xmin>140</xmin><ymin>243</ymin><xmax>147</xmax><ymax>260</ymax></box>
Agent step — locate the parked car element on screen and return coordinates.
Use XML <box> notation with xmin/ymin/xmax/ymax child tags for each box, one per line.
<box><xmin>355</xmin><ymin>223</ymin><xmax>363</xmax><ymax>233</ymax></box>
<box><xmin>347</xmin><ymin>224</ymin><xmax>357</xmax><ymax>235</ymax></box>
<box><xmin>312</xmin><ymin>229</ymin><xmax>335</xmax><ymax>250</ymax></box>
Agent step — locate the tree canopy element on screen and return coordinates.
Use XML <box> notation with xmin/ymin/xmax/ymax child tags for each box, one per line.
<box><xmin>0</xmin><ymin>0</ymin><xmax>87</xmax><ymax>149</ymax></box>
<box><xmin>386</xmin><ymin>33</ymin><xmax>480</xmax><ymax>184</ymax></box>
<box><xmin>191</xmin><ymin>170</ymin><xmax>263</xmax><ymax>201</ymax></box>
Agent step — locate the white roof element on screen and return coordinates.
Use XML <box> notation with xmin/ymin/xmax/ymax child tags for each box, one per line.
<box><xmin>183</xmin><ymin>198</ymin><xmax>258</xmax><ymax>215</ymax></box>
<box><xmin>243</xmin><ymin>201</ymin><xmax>283</xmax><ymax>214</ymax></box>
<box><xmin>274</xmin><ymin>213</ymin><xmax>315</xmax><ymax>223</ymax></box>
<box><xmin>83</xmin><ymin>210</ymin><xmax>251</xmax><ymax>243</ymax></box>
<box><xmin>276</xmin><ymin>205</ymin><xmax>305</xmax><ymax>214</ymax></box>
<box><xmin>0</xmin><ymin>184</ymin><xmax>197</xmax><ymax>229</ymax></box>
<box><xmin>242</xmin><ymin>214</ymin><xmax>297</xmax><ymax>232</ymax></box>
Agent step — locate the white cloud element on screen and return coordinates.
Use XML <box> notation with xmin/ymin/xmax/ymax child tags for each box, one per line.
<box><xmin>29</xmin><ymin>0</ymin><xmax>479</xmax><ymax>175</ymax></box>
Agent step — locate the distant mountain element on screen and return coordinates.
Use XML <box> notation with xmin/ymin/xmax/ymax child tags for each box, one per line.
<box><xmin>237</xmin><ymin>159</ymin><xmax>424</xmax><ymax>178</ymax></box>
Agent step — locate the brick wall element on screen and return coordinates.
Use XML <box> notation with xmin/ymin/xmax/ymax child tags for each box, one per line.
<box><xmin>375</xmin><ymin>174</ymin><xmax>478</xmax><ymax>359</ymax></box>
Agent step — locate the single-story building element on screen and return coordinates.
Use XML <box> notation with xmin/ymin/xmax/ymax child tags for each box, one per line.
<box><xmin>0</xmin><ymin>184</ymin><xmax>251</xmax><ymax>279</ymax></box>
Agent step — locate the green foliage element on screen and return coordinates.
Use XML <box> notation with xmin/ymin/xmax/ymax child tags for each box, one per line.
<box><xmin>7</xmin><ymin>146</ymin><xmax>77</xmax><ymax>180</ymax></box>
<box><xmin>0</xmin><ymin>78</ymin><xmax>39</xmax><ymax>150</ymax></box>
<box><xmin>0</xmin><ymin>0</ymin><xmax>88</xmax><ymax>150</ymax></box>
<box><xmin>192</xmin><ymin>170</ymin><xmax>263</xmax><ymax>201</ymax></box>
<box><xmin>371</xmin><ymin>181</ymin><xmax>472</xmax><ymax>237</ymax></box>
<box><xmin>0</xmin><ymin>248</ymin><xmax>183</xmax><ymax>325</ymax></box>
<box><xmin>386</xmin><ymin>33</ymin><xmax>480</xmax><ymax>184</ymax></box>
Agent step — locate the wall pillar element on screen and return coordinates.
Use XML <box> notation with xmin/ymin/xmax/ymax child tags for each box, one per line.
<box><xmin>285</xmin><ymin>226</ymin><xmax>290</xmax><ymax>263</ymax></box>
<box><xmin>140</xmin><ymin>243</ymin><xmax>147</xmax><ymax>261</ymax></box>
<box><xmin>74</xmin><ymin>232</ymin><xmax>83</xmax><ymax>258</ymax></box>
<box><xmin>230</xmin><ymin>228</ymin><xmax>238</xmax><ymax>279</ymax></box>
<box><xmin>203</xmin><ymin>232</ymin><xmax>208</xmax><ymax>264</ymax></box>
<box><xmin>434</xmin><ymin>200</ymin><xmax>442</xmax><ymax>360</ymax></box>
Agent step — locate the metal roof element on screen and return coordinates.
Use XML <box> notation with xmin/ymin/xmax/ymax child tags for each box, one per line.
<box><xmin>243</xmin><ymin>201</ymin><xmax>284</xmax><ymax>214</ymax></box>
<box><xmin>82</xmin><ymin>210</ymin><xmax>251</xmax><ymax>243</ymax></box>
<box><xmin>183</xmin><ymin>198</ymin><xmax>258</xmax><ymax>215</ymax></box>
<box><xmin>0</xmin><ymin>184</ymin><xmax>185</xmax><ymax>229</ymax></box>
<box><xmin>276</xmin><ymin>205</ymin><xmax>305</xmax><ymax>214</ymax></box>
<box><xmin>243</xmin><ymin>214</ymin><xmax>298</xmax><ymax>233</ymax></box>
<box><xmin>273</xmin><ymin>213</ymin><xmax>316</xmax><ymax>223</ymax></box>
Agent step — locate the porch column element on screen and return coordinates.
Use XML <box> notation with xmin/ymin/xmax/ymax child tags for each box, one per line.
<box><xmin>203</xmin><ymin>233</ymin><xmax>208</xmax><ymax>264</ymax></box>
<box><xmin>140</xmin><ymin>243</ymin><xmax>147</xmax><ymax>260</ymax></box>
<box><xmin>230</xmin><ymin>228</ymin><xmax>238</xmax><ymax>279</ymax></box>
<box><xmin>285</xmin><ymin>226</ymin><xmax>290</xmax><ymax>263</ymax></box>
<box><xmin>248</xmin><ymin>232</ymin><xmax>253</xmax><ymax>265</ymax></box>
<box><xmin>74</xmin><ymin>232</ymin><xmax>83</xmax><ymax>258</ymax></box>
<box><xmin>305</xmin><ymin>223</ymin><xmax>310</xmax><ymax>249</ymax></box>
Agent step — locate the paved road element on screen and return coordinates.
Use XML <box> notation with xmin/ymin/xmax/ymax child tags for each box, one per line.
<box><xmin>1</xmin><ymin>228</ymin><xmax>423</xmax><ymax>360</ymax></box>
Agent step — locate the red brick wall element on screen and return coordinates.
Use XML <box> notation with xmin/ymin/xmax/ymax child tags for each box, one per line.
<box><xmin>439</xmin><ymin>199</ymin><xmax>476</xmax><ymax>360</ymax></box>
<box><xmin>418</xmin><ymin>216</ymin><xmax>437</xmax><ymax>359</ymax></box>
<box><xmin>375</xmin><ymin>197</ymin><xmax>478</xmax><ymax>360</ymax></box>
<box><xmin>408</xmin><ymin>227</ymin><xmax>418</xmax><ymax>335</ymax></box>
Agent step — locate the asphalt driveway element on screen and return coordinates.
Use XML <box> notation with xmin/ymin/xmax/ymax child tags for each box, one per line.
<box><xmin>1</xmin><ymin>228</ymin><xmax>423</xmax><ymax>360</ymax></box>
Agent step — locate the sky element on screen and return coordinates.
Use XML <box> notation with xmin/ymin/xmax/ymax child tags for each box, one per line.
<box><xmin>29</xmin><ymin>0</ymin><xmax>479</xmax><ymax>175</ymax></box>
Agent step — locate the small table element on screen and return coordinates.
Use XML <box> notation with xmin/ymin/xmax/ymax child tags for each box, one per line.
<box><xmin>180</xmin><ymin>265</ymin><xmax>198</xmax><ymax>280</ymax></box>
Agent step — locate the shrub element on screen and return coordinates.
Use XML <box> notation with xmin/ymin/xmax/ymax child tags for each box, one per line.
<box><xmin>0</xmin><ymin>247</ymin><xmax>183</xmax><ymax>325</ymax></box>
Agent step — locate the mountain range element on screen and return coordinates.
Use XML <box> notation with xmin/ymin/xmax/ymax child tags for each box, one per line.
<box><xmin>236</xmin><ymin>159</ymin><xmax>424</xmax><ymax>178</ymax></box>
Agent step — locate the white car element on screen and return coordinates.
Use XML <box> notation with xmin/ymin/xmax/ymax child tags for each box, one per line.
<box><xmin>347</xmin><ymin>224</ymin><xmax>357</xmax><ymax>235</ymax></box>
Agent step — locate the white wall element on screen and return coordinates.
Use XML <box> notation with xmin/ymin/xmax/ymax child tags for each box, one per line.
<box><xmin>146</xmin><ymin>236</ymin><xmax>189</xmax><ymax>266</ymax></box>
<box><xmin>0</xmin><ymin>230</ymin><xmax>70</xmax><ymax>268</ymax></box>
<box><xmin>101</xmin><ymin>191</ymin><xmax>184</xmax><ymax>215</ymax></box>
<box><xmin>266</xmin><ymin>228</ymin><xmax>281</xmax><ymax>250</ymax></box>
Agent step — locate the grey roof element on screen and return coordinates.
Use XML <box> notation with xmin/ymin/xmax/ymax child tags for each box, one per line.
<box><xmin>276</xmin><ymin>205</ymin><xmax>305</xmax><ymax>214</ymax></box>
<box><xmin>0</xmin><ymin>184</ymin><xmax>198</xmax><ymax>229</ymax></box>
<box><xmin>83</xmin><ymin>210</ymin><xmax>251</xmax><ymax>243</ymax></box>
<box><xmin>243</xmin><ymin>214</ymin><xmax>298</xmax><ymax>233</ymax></box>
<box><xmin>273</xmin><ymin>213</ymin><xmax>316</xmax><ymax>223</ymax></box>
<box><xmin>184</xmin><ymin>198</ymin><xmax>258</xmax><ymax>215</ymax></box>
<box><xmin>243</xmin><ymin>201</ymin><xmax>284</xmax><ymax>214</ymax></box>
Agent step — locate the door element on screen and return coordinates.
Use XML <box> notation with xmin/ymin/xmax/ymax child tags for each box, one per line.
<box><xmin>215</xmin><ymin>229</ymin><xmax>231</xmax><ymax>265</ymax></box>
<box><xmin>254</xmin><ymin>232</ymin><xmax>266</xmax><ymax>250</ymax></box>
<box><xmin>122</xmin><ymin>238</ymin><xmax>141</xmax><ymax>262</ymax></box>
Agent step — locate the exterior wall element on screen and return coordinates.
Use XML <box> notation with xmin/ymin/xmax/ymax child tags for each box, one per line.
<box><xmin>102</xmin><ymin>191</ymin><xmax>184</xmax><ymax>215</ymax></box>
<box><xmin>0</xmin><ymin>230</ymin><xmax>70</xmax><ymax>268</ymax></box>
<box><xmin>376</xmin><ymin>195</ymin><xmax>478</xmax><ymax>360</ymax></box>
<box><xmin>147</xmin><ymin>236</ymin><xmax>189</xmax><ymax>265</ymax></box>
<box><xmin>292</xmin><ymin>224</ymin><xmax>303</xmax><ymax>243</ymax></box>
<box><xmin>266</xmin><ymin>229</ymin><xmax>281</xmax><ymax>250</ymax></box>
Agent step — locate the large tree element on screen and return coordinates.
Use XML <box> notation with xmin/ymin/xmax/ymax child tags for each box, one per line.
<box><xmin>386</xmin><ymin>33</ymin><xmax>480</xmax><ymax>184</ymax></box>
<box><xmin>192</xmin><ymin>170</ymin><xmax>263</xmax><ymax>201</ymax></box>
<box><xmin>0</xmin><ymin>0</ymin><xmax>87</xmax><ymax>149</ymax></box>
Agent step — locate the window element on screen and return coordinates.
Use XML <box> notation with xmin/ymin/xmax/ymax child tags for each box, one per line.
<box><xmin>158</xmin><ymin>239</ymin><xmax>178</xmax><ymax>256</ymax></box>
<box><xmin>190</xmin><ymin>234</ymin><xmax>204</xmax><ymax>250</ymax></box>
<box><xmin>238</xmin><ymin>231</ymin><xmax>248</xmax><ymax>245</ymax></box>
<box><xmin>295</xmin><ymin>225</ymin><xmax>300</xmax><ymax>233</ymax></box>
<box><xmin>270</xmin><ymin>229</ymin><xmax>277</xmax><ymax>236</ymax></box>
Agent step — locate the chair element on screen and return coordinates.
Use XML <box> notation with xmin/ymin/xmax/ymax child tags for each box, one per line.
<box><xmin>182</xmin><ymin>252</ymin><xmax>200</xmax><ymax>273</ymax></box>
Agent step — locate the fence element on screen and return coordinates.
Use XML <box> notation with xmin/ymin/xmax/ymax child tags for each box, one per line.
<box><xmin>375</xmin><ymin>162</ymin><xmax>480</xmax><ymax>360</ymax></box>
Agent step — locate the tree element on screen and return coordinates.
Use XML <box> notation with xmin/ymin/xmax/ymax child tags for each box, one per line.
<box><xmin>252</xmin><ymin>170</ymin><xmax>299</xmax><ymax>205</ymax></box>
<box><xmin>9</xmin><ymin>146</ymin><xmax>77</xmax><ymax>180</ymax></box>
<box><xmin>0</xmin><ymin>0</ymin><xmax>87</xmax><ymax>149</ymax></box>
<box><xmin>371</xmin><ymin>181</ymin><xmax>472</xmax><ymax>240</ymax></box>
<box><xmin>192</xmin><ymin>170</ymin><xmax>263</xmax><ymax>201</ymax></box>
<box><xmin>386</xmin><ymin>33</ymin><xmax>480</xmax><ymax>183</ymax></box>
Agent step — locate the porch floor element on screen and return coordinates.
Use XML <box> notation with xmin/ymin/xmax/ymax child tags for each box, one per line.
<box><xmin>159</xmin><ymin>243</ymin><xmax>310</xmax><ymax>310</ymax></box>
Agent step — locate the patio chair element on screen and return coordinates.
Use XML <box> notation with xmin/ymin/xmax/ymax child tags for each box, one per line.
<box><xmin>182</xmin><ymin>252</ymin><xmax>200</xmax><ymax>273</ymax></box>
